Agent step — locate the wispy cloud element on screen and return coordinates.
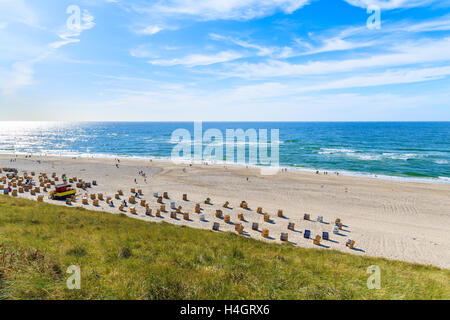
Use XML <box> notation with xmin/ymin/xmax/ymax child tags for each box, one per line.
<box><xmin>149</xmin><ymin>50</ymin><xmax>243</xmax><ymax>67</ymax></box>
<box><xmin>402</xmin><ymin>14</ymin><xmax>450</xmax><ymax>31</ymax></box>
<box><xmin>218</xmin><ymin>37</ymin><xmax>450</xmax><ymax>78</ymax></box>
<box><xmin>300</xmin><ymin>26</ymin><xmax>376</xmax><ymax>55</ymax></box>
<box><xmin>229</xmin><ymin>65</ymin><xmax>450</xmax><ymax>100</ymax></box>
<box><xmin>0</xmin><ymin>0</ymin><xmax>40</xmax><ymax>27</ymax></box>
<box><xmin>134</xmin><ymin>0</ymin><xmax>311</xmax><ymax>20</ymax></box>
<box><xmin>135</xmin><ymin>25</ymin><xmax>163</xmax><ymax>35</ymax></box>
<box><xmin>0</xmin><ymin>6</ymin><xmax>96</xmax><ymax>96</ymax></box>
<box><xmin>210</xmin><ymin>33</ymin><xmax>295</xmax><ymax>58</ymax></box>
<box><xmin>0</xmin><ymin>61</ymin><xmax>34</xmax><ymax>95</ymax></box>
<box><xmin>343</xmin><ymin>0</ymin><xmax>437</xmax><ymax>9</ymax></box>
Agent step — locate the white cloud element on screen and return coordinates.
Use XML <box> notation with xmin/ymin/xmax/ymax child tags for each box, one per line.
<box><xmin>302</xmin><ymin>36</ymin><xmax>375</xmax><ymax>55</ymax></box>
<box><xmin>210</xmin><ymin>25</ymin><xmax>376</xmax><ymax>60</ymax></box>
<box><xmin>402</xmin><ymin>14</ymin><xmax>450</xmax><ymax>31</ymax></box>
<box><xmin>343</xmin><ymin>0</ymin><xmax>437</xmax><ymax>9</ymax></box>
<box><xmin>225</xmin><ymin>65</ymin><xmax>450</xmax><ymax>101</ymax></box>
<box><xmin>219</xmin><ymin>37</ymin><xmax>450</xmax><ymax>78</ymax></box>
<box><xmin>210</xmin><ymin>33</ymin><xmax>295</xmax><ymax>58</ymax></box>
<box><xmin>138</xmin><ymin>0</ymin><xmax>311</xmax><ymax>20</ymax></box>
<box><xmin>130</xmin><ymin>47</ymin><xmax>158</xmax><ymax>58</ymax></box>
<box><xmin>308</xmin><ymin>65</ymin><xmax>450</xmax><ymax>89</ymax></box>
<box><xmin>0</xmin><ymin>0</ymin><xmax>39</xmax><ymax>27</ymax></box>
<box><xmin>0</xmin><ymin>61</ymin><xmax>34</xmax><ymax>95</ymax></box>
<box><xmin>135</xmin><ymin>25</ymin><xmax>163</xmax><ymax>35</ymax></box>
<box><xmin>294</xmin><ymin>14</ymin><xmax>450</xmax><ymax>57</ymax></box>
<box><xmin>0</xmin><ymin>7</ymin><xmax>95</xmax><ymax>96</ymax></box>
<box><xmin>149</xmin><ymin>50</ymin><xmax>243</xmax><ymax>67</ymax></box>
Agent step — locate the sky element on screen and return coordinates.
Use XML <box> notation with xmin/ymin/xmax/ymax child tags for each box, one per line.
<box><xmin>0</xmin><ymin>0</ymin><xmax>449</xmax><ymax>121</ymax></box>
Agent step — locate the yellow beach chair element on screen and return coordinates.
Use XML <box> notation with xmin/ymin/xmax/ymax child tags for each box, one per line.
<box><xmin>313</xmin><ymin>235</ymin><xmax>321</xmax><ymax>245</ymax></box>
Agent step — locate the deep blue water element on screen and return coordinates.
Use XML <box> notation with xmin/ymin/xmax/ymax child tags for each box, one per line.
<box><xmin>0</xmin><ymin>122</ymin><xmax>449</xmax><ymax>183</ymax></box>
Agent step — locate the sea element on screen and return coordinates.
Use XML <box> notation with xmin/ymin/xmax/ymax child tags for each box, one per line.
<box><xmin>0</xmin><ymin>122</ymin><xmax>449</xmax><ymax>184</ymax></box>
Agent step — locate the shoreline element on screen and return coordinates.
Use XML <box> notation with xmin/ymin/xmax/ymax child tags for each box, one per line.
<box><xmin>1</xmin><ymin>151</ymin><xmax>449</xmax><ymax>186</ymax></box>
<box><xmin>1</xmin><ymin>153</ymin><xmax>449</xmax><ymax>269</ymax></box>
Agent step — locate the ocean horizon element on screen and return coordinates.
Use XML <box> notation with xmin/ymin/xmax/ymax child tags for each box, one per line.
<box><xmin>0</xmin><ymin>121</ymin><xmax>449</xmax><ymax>184</ymax></box>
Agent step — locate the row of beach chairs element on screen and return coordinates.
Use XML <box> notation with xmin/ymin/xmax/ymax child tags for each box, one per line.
<box><xmin>2</xmin><ymin>171</ymin><xmax>356</xmax><ymax>249</ymax></box>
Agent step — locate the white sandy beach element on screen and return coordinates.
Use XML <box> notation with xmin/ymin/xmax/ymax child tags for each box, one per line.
<box><xmin>1</xmin><ymin>154</ymin><xmax>449</xmax><ymax>269</ymax></box>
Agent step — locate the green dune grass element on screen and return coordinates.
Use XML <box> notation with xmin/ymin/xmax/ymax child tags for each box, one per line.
<box><xmin>0</xmin><ymin>195</ymin><xmax>448</xmax><ymax>300</ymax></box>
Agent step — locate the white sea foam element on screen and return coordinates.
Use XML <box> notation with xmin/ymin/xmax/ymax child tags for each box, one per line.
<box><xmin>319</xmin><ymin>148</ymin><xmax>431</xmax><ymax>162</ymax></box>
<box><xmin>319</xmin><ymin>148</ymin><xmax>383</xmax><ymax>161</ymax></box>
<box><xmin>319</xmin><ymin>148</ymin><xmax>356</xmax><ymax>154</ymax></box>
<box><xmin>353</xmin><ymin>154</ymin><xmax>382</xmax><ymax>161</ymax></box>
<box><xmin>382</xmin><ymin>153</ymin><xmax>423</xmax><ymax>160</ymax></box>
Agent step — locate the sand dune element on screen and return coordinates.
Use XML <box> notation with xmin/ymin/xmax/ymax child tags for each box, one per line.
<box><xmin>1</xmin><ymin>154</ymin><xmax>449</xmax><ymax>269</ymax></box>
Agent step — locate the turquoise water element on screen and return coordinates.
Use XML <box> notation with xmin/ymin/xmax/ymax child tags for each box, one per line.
<box><xmin>0</xmin><ymin>122</ymin><xmax>449</xmax><ymax>183</ymax></box>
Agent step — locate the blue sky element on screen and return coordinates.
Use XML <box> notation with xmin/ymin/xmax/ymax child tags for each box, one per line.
<box><xmin>0</xmin><ymin>0</ymin><xmax>449</xmax><ymax>121</ymax></box>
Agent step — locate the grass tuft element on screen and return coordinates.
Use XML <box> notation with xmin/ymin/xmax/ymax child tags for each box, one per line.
<box><xmin>118</xmin><ymin>247</ymin><xmax>132</xmax><ymax>259</ymax></box>
<box><xmin>66</xmin><ymin>246</ymin><xmax>87</xmax><ymax>258</ymax></box>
